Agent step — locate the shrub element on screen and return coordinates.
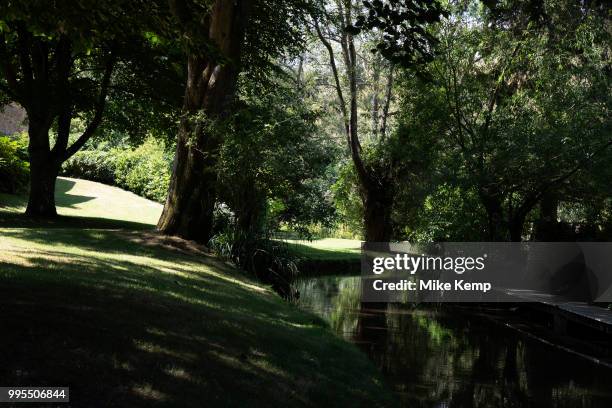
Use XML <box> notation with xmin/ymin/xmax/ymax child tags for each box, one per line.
<box><xmin>0</xmin><ymin>135</ymin><xmax>29</xmax><ymax>193</ymax></box>
<box><xmin>113</xmin><ymin>139</ymin><xmax>171</xmax><ymax>203</ymax></box>
<box><xmin>61</xmin><ymin>138</ymin><xmax>171</xmax><ymax>203</ymax></box>
<box><xmin>10</xmin><ymin>132</ymin><xmax>29</xmax><ymax>160</ymax></box>
<box><xmin>62</xmin><ymin>150</ymin><xmax>117</xmax><ymax>185</ymax></box>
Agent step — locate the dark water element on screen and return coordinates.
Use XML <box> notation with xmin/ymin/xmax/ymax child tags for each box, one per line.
<box><xmin>296</xmin><ymin>275</ymin><xmax>612</xmax><ymax>408</ymax></box>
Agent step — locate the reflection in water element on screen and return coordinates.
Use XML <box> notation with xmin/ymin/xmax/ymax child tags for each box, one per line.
<box><xmin>296</xmin><ymin>275</ymin><xmax>612</xmax><ymax>408</ymax></box>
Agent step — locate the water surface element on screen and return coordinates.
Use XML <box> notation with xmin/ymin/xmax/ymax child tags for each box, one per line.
<box><xmin>296</xmin><ymin>275</ymin><xmax>612</xmax><ymax>408</ymax></box>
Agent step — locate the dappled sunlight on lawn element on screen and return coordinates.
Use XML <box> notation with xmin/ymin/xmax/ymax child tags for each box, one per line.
<box><xmin>0</xmin><ymin>226</ymin><xmax>393</xmax><ymax>407</ymax></box>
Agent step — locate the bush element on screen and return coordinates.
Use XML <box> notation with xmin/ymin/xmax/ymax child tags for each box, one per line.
<box><xmin>61</xmin><ymin>138</ymin><xmax>171</xmax><ymax>203</ymax></box>
<box><xmin>10</xmin><ymin>132</ymin><xmax>29</xmax><ymax>160</ymax></box>
<box><xmin>0</xmin><ymin>135</ymin><xmax>29</xmax><ymax>193</ymax></box>
<box><xmin>62</xmin><ymin>150</ymin><xmax>117</xmax><ymax>185</ymax></box>
<box><xmin>113</xmin><ymin>139</ymin><xmax>171</xmax><ymax>203</ymax></box>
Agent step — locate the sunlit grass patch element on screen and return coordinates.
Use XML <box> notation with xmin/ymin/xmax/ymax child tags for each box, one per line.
<box><xmin>0</xmin><ymin>177</ymin><xmax>162</xmax><ymax>227</ymax></box>
<box><xmin>0</xmin><ymin>226</ymin><xmax>394</xmax><ymax>407</ymax></box>
<box><xmin>0</xmin><ymin>179</ymin><xmax>392</xmax><ymax>406</ymax></box>
<box><xmin>284</xmin><ymin>238</ymin><xmax>362</xmax><ymax>261</ymax></box>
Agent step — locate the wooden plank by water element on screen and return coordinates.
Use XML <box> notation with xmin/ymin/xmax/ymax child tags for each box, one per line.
<box><xmin>505</xmin><ymin>289</ymin><xmax>612</xmax><ymax>333</ymax></box>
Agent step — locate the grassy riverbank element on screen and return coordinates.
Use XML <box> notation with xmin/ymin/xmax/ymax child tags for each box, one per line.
<box><xmin>283</xmin><ymin>239</ymin><xmax>362</xmax><ymax>276</ymax></box>
<box><xmin>0</xmin><ymin>179</ymin><xmax>394</xmax><ymax>407</ymax></box>
<box><xmin>285</xmin><ymin>238</ymin><xmax>361</xmax><ymax>261</ymax></box>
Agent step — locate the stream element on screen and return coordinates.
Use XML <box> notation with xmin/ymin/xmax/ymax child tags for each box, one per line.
<box><xmin>296</xmin><ymin>275</ymin><xmax>612</xmax><ymax>408</ymax></box>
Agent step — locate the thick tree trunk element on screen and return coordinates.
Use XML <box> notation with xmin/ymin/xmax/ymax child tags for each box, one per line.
<box><xmin>235</xmin><ymin>189</ymin><xmax>265</xmax><ymax>235</ymax></box>
<box><xmin>158</xmin><ymin>0</ymin><xmax>250</xmax><ymax>242</ymax></box>
<box><xmin>26</xmin><ymin>160</ymin><xmax>59</xmax><ymax>217</ymax></box>
<box><xmin>363</xmin><ymin>185</ymin><xmax>393</xmax><ymax>242</ymax></box>
<box><xmin>157</xmin><ymin>121</ymin><xmax>218</xmax><ymax>240</ymax></box>
<box><xmin>479</xmin><ymin>190</ymin><xmax>507</xmax><ymax>241</ymax></box>
<box><xmin>534</xmin><ymin>193</ymin><xmax>559</xmax><ymax>241</ymax></box>
<box><xmin>25</xmin><ymin>121</ymin><xmax>58</xmax><ymax>217</ymax></box>
<box><xmin>509</xmin><ymin>214</ymin><xmax>526</xmax><ymax>242</ymax></box>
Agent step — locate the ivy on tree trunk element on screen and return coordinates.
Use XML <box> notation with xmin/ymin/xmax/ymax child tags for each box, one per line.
<box><xmin>157</xmin><ymin>0</ymin><xmax>252</xmax><ymax>242</ymax></box>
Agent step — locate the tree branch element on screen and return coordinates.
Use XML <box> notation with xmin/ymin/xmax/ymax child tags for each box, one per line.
<box><xmin>515</xmin><ymin>139</ymin><xmax>612</xmax><ymax>220</ymax></box>
<box><xmin>343</xmin><ymin>6</ymin><xmax>370</xmax><ymax>185</ymax></box>
<box><xmin>481</xmin><ymin>42</ymin><xmax>521</xmax><ymax>136</ymax></box>
<box><xmin>62</xmin><ymin>51</ymin><xmax>115</xmax><ymax>161</ymax></box>
<box><xmin>0</xmin><ymin>33</ymin><xmax>20</xmax><ymax>99</ymax></box>
<box><xmin>379</xmin><ymin>65</ymin><xmax>394</xmax><ymax>139</ymax></box>
<box><xmin>15</xmin><ymin>23</ymin><xmax>33</xmax><ymax>95</ymax></box>
<box><xmin>313</xmin><ymin>17</ymin><xmax>349</xmax><ymax>133</ymax></box>
<box><xmin>51</xmin><ymin>36</ymin><xmax>73</xmax><ymax>157</ymax></box>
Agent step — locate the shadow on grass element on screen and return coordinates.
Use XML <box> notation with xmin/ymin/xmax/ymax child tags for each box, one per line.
<box><xmin>0</xmin><ymin>229</ymin><xmax>205</xmax><ymax>268</ymax></box>
<box><xmin>0</xmin><ymin>178</ymin><xmax>155</xmax><ymax>230</ymax></box>
<box><xmin>0</xmin><ymin>192</ymin><xmax>24</xmax><ymax>211</ymax></box>
<box><xmin>55</xmin><ymin>178</ymin><xmax>96</xmax><ymax>208</ymax></box>
<box><xmin>0</xmin><ymin>212</ymin><xmax>155</xmax><ymax>230</ymax></box>
<box><xmin>0</xmin><ymin>177</ymin><xmax>154</xmax><ymax>231</ymax></box>
<box><xmin>0</xmin><ymin>228</ymin><xmax>394</xmax><ymax>407</ymax></box>
<box><xmin>0</xmin><ymin>178</ymin><xmax>96</xmax><ymax>211</ymax></box>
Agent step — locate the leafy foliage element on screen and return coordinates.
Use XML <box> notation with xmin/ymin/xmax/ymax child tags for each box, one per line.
<box><xmin>113</xmin><ymin>139</ymin><xmax>172</xmax><ymax>203</ymax></box>
<box><xmin>348</xmin><ymin>0</ymin><xmax>448</xmax><ymax>66</ymax></box>
<box><xmin>62</xmin><ymin>150</ymin><xmax>117</xmax><ymax>185</ymax></box>
<box><xmin>331</xmin><ymin>161</ymin><xmax>364</xmax><ymax>237</ymax></box>
<box><xmin>62</xmin><ymin>138</ymin><xmax>171</xmax><ymax>203</ymax></box>
<box><xmin>98</xmin><ymin>37</ymin><xmax>185</xmax><ymax>145</ymax></box>
<box><xmin>241</xmin><ymin>0</ymin><xmax>315</xmax><ymax>89</ymax></box>
<box><xmin>389</xmin><ymin>0</ymin><xmax>611</xmax><ymax>241</ymax></box>
<box><xmin>0</xmin><ymin>134</ymin><xmax>29</xmax><ymax>193</ymax></box>
<box><xmin>208</xmin><ymin>229</ymin><xmax>300</xmax><ymax>300</ymax></box>
<box><xmin>400</xmin><ymin>184</ymin><xmax>487</xmax><ymax>242</ymax></box>
<box><xmin>217</xmin><ymin>77</ymin><xmax>338</xmax><ymax>236</ymax></box>
<box><xmin>0</xmin><ymin>0</ymin><xmax>164</xmax><ymax>125</ymax></box>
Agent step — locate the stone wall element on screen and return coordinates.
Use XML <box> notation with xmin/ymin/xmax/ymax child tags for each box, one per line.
<box><xmin>0</xmin><ymin>103</ymin><xmax>27</xmax><ymax>135</ymax></box>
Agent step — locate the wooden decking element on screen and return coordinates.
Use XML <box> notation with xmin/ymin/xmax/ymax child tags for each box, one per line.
<box><xmin>505</xmin><ymin>289</ymin><xmax>612</xmax><ymax>334</ymax></box>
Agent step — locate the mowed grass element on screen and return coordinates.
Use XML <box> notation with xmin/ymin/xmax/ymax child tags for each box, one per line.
<box><xmin>0</xmin><ymin>177</ymin><xmax>162</xmax><ymax>228</ymax></box>
<box><xmin>0</xmin><ymin>181</ymin><xmax>394</xmax><ymax>407</ymax></box>
<box><xmin>285</xmin><ymin>238</ymin><xmax>362</xmax><ymax>261</ymax></box>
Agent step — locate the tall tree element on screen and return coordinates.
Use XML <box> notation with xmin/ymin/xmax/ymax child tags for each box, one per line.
<box><xmin>158</xmin><ymin>0</ymin><xmax>310</xmax><ymax>242</ymax></box>
<box><xmin>0</xmin><ymin>1</ymin><xmax>162</xmax><ymax>217</ymax></box>
<box><xmin>415</xmin><ymin>0</ymin><xmax>611</xmax><ymax>241</ymax></box>
<box><xmin>311</xmin><ymin>0</ymin><xmax>445</xmax><ymax>241</ymax></box>
<box><xmin>157</xmin><ymin>0</ymin><xmax>252</xmax><ymax>241</ymax></box>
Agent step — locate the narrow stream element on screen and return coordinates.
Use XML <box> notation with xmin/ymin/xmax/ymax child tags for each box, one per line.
<box><xmin>296</xmin><ymin>275</ymin><xmax>612</xmax><ymax>408</ymax></box>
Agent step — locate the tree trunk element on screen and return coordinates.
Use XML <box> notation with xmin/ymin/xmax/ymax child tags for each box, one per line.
<box><xmin>236</xmin><ymin>189</ymin><xmax>265</xmax><ymax>235</ymax></box>
<box><xmin>479</xmin><ymin>190</ymin><xmax>507</xmax><ymax>241</ymax></box>
<box><xmin>534</xmin><ymin>193</ymin><xmax>558</xmax><ymax>241</ymax></box>
<box><xmin>314</xmin><ymin>2</ymin><xmax>396</xmax><ymax>242</ymax></box>
<box><xmin>158</xmin><ymin>0</ymin><xmax>250</xmax><ymax>242</ymax></box>
<box><xmin>157</xmin><ymin>121</ymin><xmax>218</xmax><ymax>240</ymax></box>
<box><xmin>26</xmin><ymin>160</ymin><xmax>59</xmax><ymax>217</ymax></box>
<box><xmin>509</xmin><ymin>214</ymin><xmax>526</xmax><ymax>242</ymax></box>
<box><xmin>25</xmin><ymin>120</ymin><xmax>58</xmax><ymax>217</ymax></box>
<box><xmin>363</xmin><ymin>184</ymin><xmax>393</xmax><ymax>242</ymax></box>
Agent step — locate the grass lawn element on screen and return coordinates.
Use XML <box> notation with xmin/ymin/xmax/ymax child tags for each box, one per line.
<box><xmin>0</xmin><ymin>177</ymin><xmax>162</xmax><ymax>228</ymax></box>
<box><xmin>0</xmin><ymin>180</ymin><xmax>393</xmax><ymax>407</ymax></box>
<box><xmin>284</xmin><ymin>238</ymin><xmax>362</xmax><ymax>261</ymax></box>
